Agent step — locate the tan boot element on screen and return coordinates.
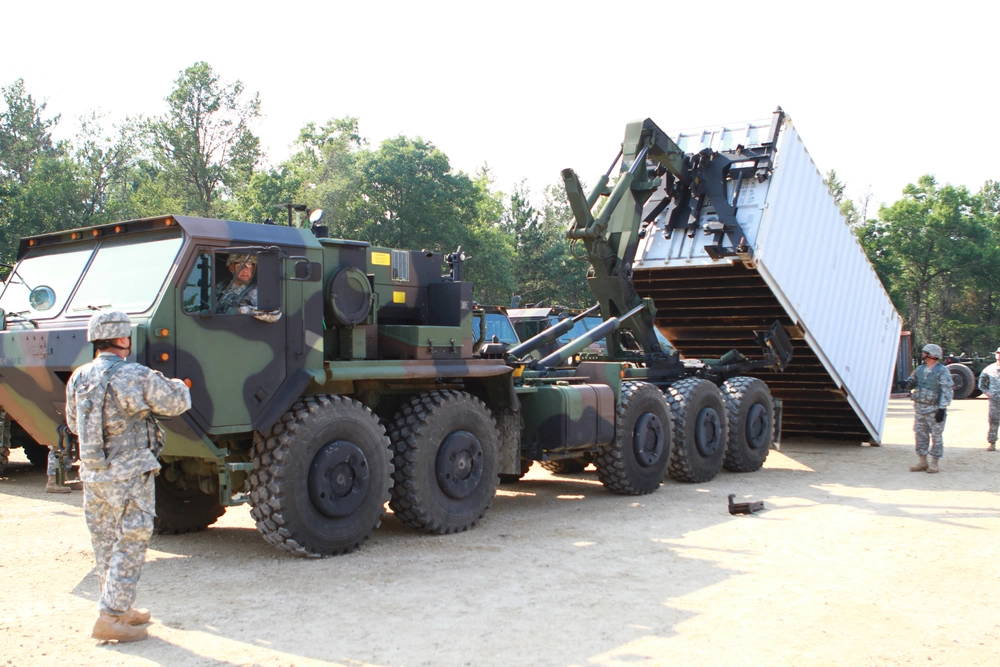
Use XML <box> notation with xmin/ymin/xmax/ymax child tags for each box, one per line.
<box><xmin>927</xmin><ymin>457</ymin><xmax>940</xmax><ymax>473</ymax></box>
<box><xmin>66</xmin><ymin>480</ymin><xmax>83</xmax><ymax>491</ymax></box>
<box><xmin>45</xmin><ymin>475</ymin><xmax>70</xmax><ymax>493</ymax></box>
<box><xmin>121</xmin><ymin>608</ymin><xmax>151</xmax><ymax>625</ymax></box>
<box><xmin>91</xmin><ymin>612</ymin><xmax>148</xmax><ymax>642</ymax></box>
<box><xmin>987</xmin><ymin>443</ymin><xmax>996</xmax><ymax>452</ymax></box>
<box><xmin>909</xmin><ymin>455</ymin><xmax>928</xmax><ymax>472</ymax></box>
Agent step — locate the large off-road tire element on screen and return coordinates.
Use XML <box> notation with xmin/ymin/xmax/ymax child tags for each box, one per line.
<box><xmin>540</xmin><ymin>457</ymin><xmax>588</xmax><ymax>474</ymax></box>
<box><xmin>11</xmin><ymin>422</ymin><xmax>48</xmax><ymax>468</ymax></box>
<box><xmin>596</xmin><ymin>381</ymin><xmax>672</xmax><ymax>495</ymax></box>
<box><xmin>248</xmin><ymin>395</ymin><xmax>393</xmax><ymax>557</ymax></box>
<box><xmin>665</xmin><ymin>378</ymin><xmax>728</xmax><ymax>483</ymax></box>
<box><xmin>948</xmin><ymin>363</ymin><xmax>976</xmax><ymax>399</ymax></box>
<box><xmin>720</xmin><ymin>376</ymin><xmax>774</xmax><ymax>473</ymax></box>
<box><xmin>388</xmin><ymin>390</ymin><xmax>499</xmax><ymax>534</ymax></box>
<box><xmin>154</xmin><ymin>475</ymin><xmax>226</xmax><ymax>535</ymax></box>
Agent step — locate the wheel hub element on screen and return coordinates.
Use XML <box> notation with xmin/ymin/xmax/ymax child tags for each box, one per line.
<box><xmin>695</xmin><ymin>406</ymin><xmax>723</xmax><ymax>457</ymax></box>
<box><xmin>308</xmin><ymin>440</ymin><xmax>371</xmax><ymax>518</ymax></box>
<box><xmin>633</xmin><ymin>412</ymin><xmax>665</xmax><ymax>467</ymax></box>
<box><xmin>745</xmin><ymin>403</ymin><xmax>771</xmax><ymax>450</ymax></box>
<box><xmin>435</xmin><ymin>430</ymin><xmax>484</xmax><ymax>499</ymax></box>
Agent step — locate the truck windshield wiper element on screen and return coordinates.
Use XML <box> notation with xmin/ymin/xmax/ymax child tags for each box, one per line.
<box><xmin>0</xmin><ymin>263</ymin><xmax>35</xmax><ymax>292</ymax></box>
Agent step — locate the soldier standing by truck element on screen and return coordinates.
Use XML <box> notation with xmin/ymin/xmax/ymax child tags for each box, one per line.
<box><xmin>976</xmin><ymin>346</ymin><xmax>1000</xmax><ymax>451</ymax></box>
<box><xmin>908</xmin><ymin>343</ymin><xmax>954</xmax><ymax>473</ymax></box>
<box><xmin>44</xmin><ymin>449</ymin><xmax>81</xmax><ymax>493</ymax></box>
<box><xmin>66</xmin><ymin>311</ymin><xmax>191</xmax><ymax>643</ymax></box>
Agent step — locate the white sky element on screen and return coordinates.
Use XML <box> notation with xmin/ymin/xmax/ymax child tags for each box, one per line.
<box><xmin>3</xmin><ymin>0</ymin><xmax>997</xmax><ymax>213</ymax></box>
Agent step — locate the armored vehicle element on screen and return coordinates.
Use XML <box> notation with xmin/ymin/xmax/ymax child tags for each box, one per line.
<box><xmin>0</xmin><ymin>116</ymin><xmax>792</xmax><ymax>557</ymax></box>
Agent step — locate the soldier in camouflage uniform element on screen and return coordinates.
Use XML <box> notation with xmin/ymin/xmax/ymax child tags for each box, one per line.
<box><xmin>215</xmin><ymin>254</ymin><xmax>282</xmax><ymax>323</ymax></box>
<box><xmin>66</xmin><ymin>311</ymin><xmax>191</xmax><ymax>643</ymax></box>
<box><xmin>44</xmin><ymin>449</ymin><xmax>81</xmax><ymax>493</ymax></box>
<box><xmin>976</xmin><ymin>346</ymin><xmax>1000</xmax><ymax>451</ymax></box>
<box><xmin>907</xmin><ymin>343</ymin><xmax>953</xmax><ymax>473</ymax></box>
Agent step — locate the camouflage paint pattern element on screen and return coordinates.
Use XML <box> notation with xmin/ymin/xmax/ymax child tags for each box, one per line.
<box><xmin>517</xmin><ymin>382</ymin><xmax>615</xmax><ymax>460</ymax></box>
<box><xmin>0</xmin><ymin>215</ymin><xmax>522</xmax><ymax>515</ymax></box>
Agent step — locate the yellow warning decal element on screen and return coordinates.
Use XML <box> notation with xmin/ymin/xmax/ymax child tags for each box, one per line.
<box><xmin>371</xmin><ymin>251</ymin><xmax>391</xmax><ymax>266</ymax></box>
<box><xmin>392</xmin><ymin>290</ymin><xmax>406</xmax><ymax>304</ymax></box>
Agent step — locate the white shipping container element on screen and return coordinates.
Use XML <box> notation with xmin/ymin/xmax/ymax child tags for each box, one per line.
<box><xmin>633</xmin><ymin>111</ymin><xmax>901</xmax><ymax>443</ymax></box>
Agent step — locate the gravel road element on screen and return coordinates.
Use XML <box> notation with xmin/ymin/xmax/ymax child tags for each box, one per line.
<box><xmin>2</xmin><ymin>396</ymin><xmax>998</xmax><ymax>666</ymax></box>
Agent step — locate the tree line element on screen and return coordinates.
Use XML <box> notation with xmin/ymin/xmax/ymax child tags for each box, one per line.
<box><xmin>0</xmin><ymin>62</ymin><xmax>588</xmax><ymax>308</ymax></box>
<box><xmin>827</xmin><ymin>171</ymin><xmax>1000</xmax><ymax>356</ymax></box>
<box><xmin>2</xmin><ymin>62</ymin><xmax>998</xmax><ymax>356</ymax></box>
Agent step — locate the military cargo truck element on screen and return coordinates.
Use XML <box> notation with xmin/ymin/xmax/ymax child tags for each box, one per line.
<box><xmin>0</xmin><ymin>115</ymin><xmax>793</xmax><ymax>557</ymax></box>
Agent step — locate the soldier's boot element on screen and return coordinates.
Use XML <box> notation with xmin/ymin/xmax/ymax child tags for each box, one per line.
<box><xmin>987</xmin><ymin>443</ymin><xmax>996</xmax><ymax>452</ymax></box>
<box><xmin>45</xmin><ymin>475</ymin><xmax>71</xmax><ymax>493</ymax></box>
<box><xmin>122</xmin><ymin>608</ymin><xmax>151</xmax><ymax>625</ymax></box>
<box><xmin>926</xmin><ymin>457</ymin><xmax>940</xmax><ymax>474</ymax></box>
<box><xmin>66</xmin><ymin>480</ymin><xmax>83</xmax><ymax>491</ymax></box>
<box><xmin>91</xmin><ymin>613</ymin><xmax>148</xmax><ymax>642</ymax></box>
<box><xmin>909</xmin><ymin>455</ymin><xmax>928</xmax><ymax>472</ymax></box>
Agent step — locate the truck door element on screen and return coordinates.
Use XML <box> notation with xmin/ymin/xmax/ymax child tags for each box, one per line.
<box><xmin>173</xmin><ymin>247</ymin><xmax>287</xmax><ymax>430</ymax></box>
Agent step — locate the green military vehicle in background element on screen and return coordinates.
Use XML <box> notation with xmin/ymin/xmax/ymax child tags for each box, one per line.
<box><xmin>0</xmin><ymin>117</ymin><xmax>791</xmax><ymax>557</ymax></box>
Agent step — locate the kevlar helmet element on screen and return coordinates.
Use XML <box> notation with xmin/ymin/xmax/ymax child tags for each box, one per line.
<box><xmin>994</xmin><ymin>346</ymin><xmax>1000</xmax><ymax>354</ymax></box>
<box><xmin>921</xmin><ymin>343</ymin><xmax>942</xmax><ymax>359</ymax></box>
<box><xmin>87</xmin><ymin>311</ymin><xmax>132</xmax><ymax>342</ymax></box>
<box><xmin>227</xmin><ymin>254</ymin><xmax>257</xmax><ymax>268</ymax></box>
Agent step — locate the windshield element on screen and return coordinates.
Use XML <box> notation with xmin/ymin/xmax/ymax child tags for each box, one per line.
<box><xmin>0</xmin><ymin>244</ymin><xmax>96</xmax><ymax>319</ymax></box>
<box><xmin>472</xmin><ymin>312</ymin><xmax>520</xmax><ymax>345</ymax></box>
<box><xmin>554</xmin><ymin>316</ymin><xmax>603</xmax><ymax>345</ymax></box>
<box><xmin>69</xmin><ymin>232</ymin><xmax>183</xmax><ymax>314</ymax></box>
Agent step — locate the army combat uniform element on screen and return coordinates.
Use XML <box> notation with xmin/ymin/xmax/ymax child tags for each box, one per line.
<box><xmin>66</xmin><ymin>327</ymin><xmax>190</xmax><ymax>638</ymax></box>
<box><xmin>215</xmin><ymin>253</ymin><xmax>282</xmax><ymax>323</ymax></box>
<box><xmin>909</xmin><ymin>362</ymin><xmax>953</xmax><ymax>465</ymax></box>
<box><xmin>977</xmin><ymin>358</ymin><xmax>1000</xmax><ymax>450</ymax></box>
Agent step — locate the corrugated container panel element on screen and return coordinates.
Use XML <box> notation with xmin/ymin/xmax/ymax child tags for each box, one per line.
<box><xmin>634</xmin><ymin>114</ymin><xmax>901</xmax><ymax>443</ymax></box>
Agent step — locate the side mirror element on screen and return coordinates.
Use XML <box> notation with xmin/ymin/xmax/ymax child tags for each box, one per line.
<box><xmin>256</xmin><ymin>250</ymin><xmax>282</xmax><ymax>312</ymax></box>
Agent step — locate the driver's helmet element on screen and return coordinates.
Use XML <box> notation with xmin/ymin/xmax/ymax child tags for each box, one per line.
<box><xmin>921</xmin><ymin>343</ymin><xmax>943</xmax><ymax>359</ymax></box>
<box><xmin>87</xmin><ymin>311</ymin><xmax>132</xmax><ymax>342</ymax></box>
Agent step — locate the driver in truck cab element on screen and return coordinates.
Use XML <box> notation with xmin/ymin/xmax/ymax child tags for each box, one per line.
<box><xmin>215</xmin><ymin>254</ymin><xmax>281</xmax><ymax>323</ymax></box>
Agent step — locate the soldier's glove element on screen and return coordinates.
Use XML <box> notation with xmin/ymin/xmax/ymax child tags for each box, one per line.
<box><xmin>935</xmin><ymin>408</ymin><xmax>946</xmax><ymax>423</ymax></box>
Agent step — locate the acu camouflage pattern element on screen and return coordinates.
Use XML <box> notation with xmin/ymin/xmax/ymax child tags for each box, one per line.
<box><xmin>909</xmin><ymin>363</ymin><xmax>953</xmax><ymax>414</ymax></box>
<box><xmin>84</xmin><ymin>472</ymin><xmax>155</xmax><ymax>615</ymax></box>
<box><xmin>65</xmin><ymin>352</ymin><xmax>191</xmax><ymax>482</ymax></box>
<box><xmin>65</xmin><ymin>348</ymin><xmax>189</xmax><ymax>615</ymax></box>
<box><xmin>909</xmin><ymin>363</ymin><xmax>952</xmax><ymax>458</ymax></box>
<box><xmin>216</xmin><ymin>273</ymin><xmax>282</xmax><ymax>323</ymax></box>
<box><xmin>977</xmin><ymin>361</ymin><xmax>1000</xmax><ymax>444</ymax></box>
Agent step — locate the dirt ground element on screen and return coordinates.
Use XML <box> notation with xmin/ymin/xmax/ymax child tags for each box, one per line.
<box><xmin>2</xmin><ymin>396</ymin><xmax>999</xmax><ymax>666</ymax></box>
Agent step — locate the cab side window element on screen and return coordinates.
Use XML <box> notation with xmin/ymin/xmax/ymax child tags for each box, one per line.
<box><xmin>214</xmin><ymin>253</ymin><xmax>259</xmax><ymax>315</ymax></box>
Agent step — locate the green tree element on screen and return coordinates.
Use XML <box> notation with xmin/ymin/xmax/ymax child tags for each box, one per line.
<box><xmin>0</xmin><ymin>79</ymin><xmax>85</xmax><ymax>264</ymax></box>
<box><xmin>0</xmin><ymin>79</ymin><xmax>59</xmax><ymax>185</ymax></box>
<box><xmin>73</xmin><ymin>113</ymin><xmax>139</xmax><ymax>223</ymax></box>
<box><xmin>824</xmin><ymin>169</ymin><xmax>861</xmax><ymax>226</ymax></box>
<box><xmin>858</xmin><ymin>176</ymin><xmax>988</xmax><ymax>351</ymax></box>
<box><xmin>147</xmin><ymin>62</ymin><xmax>261</xmax><ymax>216</ymax></box>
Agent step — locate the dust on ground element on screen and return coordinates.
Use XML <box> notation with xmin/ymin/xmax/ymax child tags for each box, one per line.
<box><xmin>2</xmin><ymin>397</ymin><xmax>999</xmax><ymax>666</ymax></box>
